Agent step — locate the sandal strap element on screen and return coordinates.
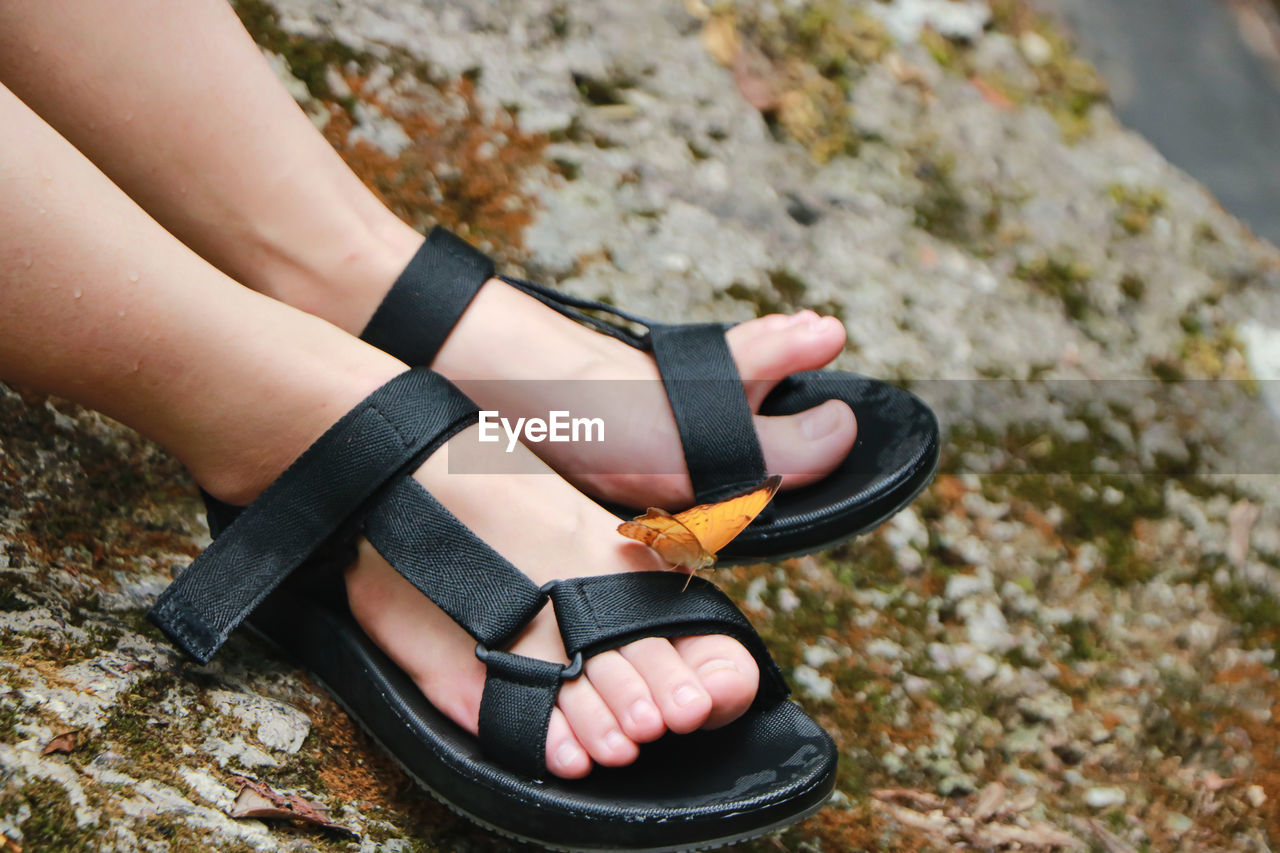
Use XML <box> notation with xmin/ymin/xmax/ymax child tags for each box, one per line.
<box><xmin>477</xmin><ymin>572</ymin><xmax>789</xmax><ymax>777</ymax></box>
<box><xmin>362</xmin><ymin>226</ymin><xmax>768</xmax><ymax>504</ymax></box>
<box><xmin>648</xmin><ymin>323</ymin><xmax>768</xmax><ymax>504</ymax></box>
<box><xmin>359</xmin><ymin>227</ymin><xmax>495</xmax><ymax>366</ymax></box>
<box><xmin>478</xmin><ymin>651</ymin><xmax>565</xmax><ymax>777</ymax></box>
<box><xmin>148</xmin><ymin>368</ymin><xmax>478</xmax><ymax>663</ymax></box>
<box><xmin>550</xmin><ymin>573</ymin><xmax>789</xmax><ymax>700</ymax></box>
<box><xmin>362</xmin><ymin>477</ymin><xmax>545</xmax><ymax>649</ymax></box>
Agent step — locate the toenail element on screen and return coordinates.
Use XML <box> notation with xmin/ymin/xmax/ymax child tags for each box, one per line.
<box><xmin>604</xmin><ymin>729</ymin><xmax>628</xmax><ymax>752</ymax></box>
<box><xmin>697</xmin><ymin>659</ymin><xmax>740</xmax><ymax>678</ymax></box>
<box><xmin>807</xmin><ymin>314</ymin><xmax>834</xmax><ymax>333</ymax></box>
<box><xmin>673</xmin><ymin>684</ymin><xmax>704</xmax><ymax>707</ymax></box>
<box><xmin>555</xmin><ymin>742</ymin><xmax>584</xmax><ymax>768</ymax></box>
<box><xmin>628</xmin><ymin>699</ymin><xmax>658</xmax><ymax>727</ymax></box>
<box><xmin>801</xmin><ymin>404</ymin><xmax>842</xmax><ymax>440</ymax></box>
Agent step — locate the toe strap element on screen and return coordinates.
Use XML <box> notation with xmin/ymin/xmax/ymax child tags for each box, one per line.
<box><xmin>549</xmin><ymin>573</ymin><xmax>789</xmax><ymax>702</ymax></box>
<box><xmin>478</xmin><ymin>651</ymin><xmax>567</xmax><ymax>778</ymax></box>
<box><xmin>648</xmin><ymin>323</ymin><xmax>768</xmax><ymax>504</ymax></box>
<box><xmin>476</xmin><ymin>572</ymin><xmax>789</xmax><ymax>779</ymax></box>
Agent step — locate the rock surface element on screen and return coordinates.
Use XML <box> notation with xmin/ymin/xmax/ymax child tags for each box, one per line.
<box><xmin>5</xmin><ymin>0</ymin><xmax>1280</xmax><ymax>850</ymax></box>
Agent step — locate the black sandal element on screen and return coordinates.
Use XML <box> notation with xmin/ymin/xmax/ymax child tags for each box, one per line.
<box><xmin>359</xmin><ymin>227</ymin><xmax>939</xmax><ymax>563</ymax></box>
<box><xmin>148</xmin><ymin>369</ymin><xmax>837</xmax><ymax>851</ymax></box>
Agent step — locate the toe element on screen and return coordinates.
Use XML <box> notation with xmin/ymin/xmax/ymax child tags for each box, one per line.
<box><xmin>728</xmin><ymin>313</ymin><xmax>846</xmax><ymax>409</ymax></box>
<box><xmin>619</xmin><ymin>637</ymin><xmax>713</xmax><ymax>734</ymax></box>
<box><xmin>755</xmin><ymin>398</ymin><xmax>857</xmax><ymax>489</ymax></box>
<box><xmin>557</xmin><ymin>676</ymin><xmax>640</xmax><ymax>767</ymax></box>
<box><xmin>673</xmin><ymin>635</ymin><xmax>760</xmax><ymax>729</ymax></box>
<box><xmin>584</xmin><ymin>650</ymin><xmax>666</xmax><ymax>743</ymax></box>
<box><xmin>545</xmin><ymin>708</ymin><xmax>593</xmax><ymax>778</ymax></box>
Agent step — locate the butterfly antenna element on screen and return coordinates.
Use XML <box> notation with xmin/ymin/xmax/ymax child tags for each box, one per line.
<box><xmin>681</xmin><ymin>570</ymin><xmax>696</xmax><ymax>592</ymax></box>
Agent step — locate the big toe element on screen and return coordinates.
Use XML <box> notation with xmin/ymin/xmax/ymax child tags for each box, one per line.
<box><xmin>728</xmin><ymin>312</ymin><xmax>847</xmax><ymax>409</ymax></box>
<box><xmin>754</xmin><ymin>398</ymin><xmax>856</xmax><ymax>490</ymax></box>
<box><xmin>673</xmin><ymin>634</ymin><xmax>760</xmax><ymax>730</ymax></box>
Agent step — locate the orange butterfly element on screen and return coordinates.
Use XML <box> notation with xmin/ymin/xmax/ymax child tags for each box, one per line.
<box><xmin>617</xmin><ymin>475</ymin><xmax>782</xmax><ymax>572</ymax></box>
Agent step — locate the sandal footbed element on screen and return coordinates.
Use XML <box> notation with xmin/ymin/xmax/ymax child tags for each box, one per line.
<box><xmin>607</xmin><ymin>371</ymin><xmax>939</xmax><ymax>562</ymax></box>
<box><xmin>249</xmin><ymin>579</ymin><xmax>837</xmax><ymax>850</ymax></box>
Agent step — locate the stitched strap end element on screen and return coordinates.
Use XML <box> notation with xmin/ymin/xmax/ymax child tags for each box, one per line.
<box><xmin>148</xmin><ymin>588</ymin><xmax>222</xmax><ymax>663</ymax></box>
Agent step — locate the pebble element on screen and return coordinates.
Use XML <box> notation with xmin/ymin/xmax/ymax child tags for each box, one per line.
<box><xmin>1084</xmin><ymin>787</ymin><xmax>1127</xmax><ymax>809</ymax></box>
<box><xmin>792</xmin><ymin>665</ymin><xmax>835</xmax><ymax>702</ymax></box>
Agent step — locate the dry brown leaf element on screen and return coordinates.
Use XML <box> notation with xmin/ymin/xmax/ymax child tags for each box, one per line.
<box><xmin>1228</xmin><ymin>499</ymin><xmax>1260</xmax><ymax>567</ymax></box>
<box><xmin>872</xmin><ymin>799</ymin><xmax>957</xmax><ymax>837</ymax></box>
<box><xmin>1069</xmin><ymin>816</ymin><xmax>1138</xmax><ymax>853</ymax></box>
<box><xmin>41</xmin><ymin>730</ymin><xmax>77</xmax><ymax>755</ymax></box>
<box><xmin>980</xmin><ymin>820</ymin><xmax>1083</xmax><ymax>849</ymax></box>
<box><xmin>732</xmin><ymin>43</ymin><xmax>781</xmax><ymax>112</ymax></box>
<box><xmin>229</xmin><ymin>777</ymin><xmax>357</xmax><ymax>838</ymax></box>
<box><xmin>1202</xmin><ymin>770</ymin><xmax>1235</xmax><ymax>792</ymax></box>
<box><xmin>701</xmin><ymin>16</ymin><xmax>741</xmax><ymax>66</ymax></box>
<box><xmin>972</xmin><ymin>781</ymin><xmax>1006</xmax><ymax>822</ymax></box>
<box><xmin>970</xmin><ymin>75</ymin><xmax>1015</xmax><ymax>109</ymax></box>
<box><xmin>873</xmin><ymin>788</ymin><xmax>947</xmax><ymax>810</ymax></box>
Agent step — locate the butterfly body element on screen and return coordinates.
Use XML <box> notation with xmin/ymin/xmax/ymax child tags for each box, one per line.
<box><xmin>617</xmin><ymin>475</ymin><xmax>782</xmax><ymax>570</ymax></box>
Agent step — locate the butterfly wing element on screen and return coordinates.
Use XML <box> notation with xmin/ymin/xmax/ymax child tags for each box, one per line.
<box><xmin>672</xmin><ymin>474</ymin><xmax>783</xmax><ymax>557</ymax></box>
<box><xmin>617</xmin><ymin>508</ymin><xmax>712</xmax><ymax>569</ymax></box>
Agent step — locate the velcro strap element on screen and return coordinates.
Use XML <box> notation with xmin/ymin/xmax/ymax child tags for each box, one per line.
<box><xmin>549</xmin><ymin>572</ymin><xmax>789</xmax><ymax>702</ymax></box>
<box><xmin>359</xmin><ymin>227</ymin><xmax>495</xmax><ymax>366</ymax></box>
<box><xmin>148</xmin><ymin>369</ymin><xmax>478</xmax><ymax>663</ymax></box>
<box><xmin>478</xmin><ymin>652</ymin><xmax>563</xmax><ymax>777</ymax></box>
<box><xmin>649</xmin><ymin>323</ymin><xmax>767</xmax><ymax>504</ymax></box>
<box><xmin>363</xmin><ymin>478</ymin><xmax>545</xmax><ymax>648</ymax></box>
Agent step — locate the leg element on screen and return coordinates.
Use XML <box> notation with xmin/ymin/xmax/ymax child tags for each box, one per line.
<box><xmin>0</xmin><ymin>0</ymin><xmax>857</xmax><ymax>509</ymax></box>
<box><xmin>0</xmin><ymin>83</ymin><xmax>758</xmax><ymax>778</ymax></box>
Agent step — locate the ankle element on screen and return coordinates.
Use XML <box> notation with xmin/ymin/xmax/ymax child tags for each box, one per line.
<box><xmin>185</xmin><ymin>350</ymin><xmax>405</xmax><ymax>507</ymax></box>
<box><xmin>252</xmin><ymin>214</ymin><xmax>424</xmax><ymax>336</ymax></box>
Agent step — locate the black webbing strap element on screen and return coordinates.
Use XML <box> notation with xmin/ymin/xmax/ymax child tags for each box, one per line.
<box><xmin>363</xmin><ymin>477</ymin><xmax>545</xmax><ymax>649</ymax></box>
<box><xmin>649</xmin><ymin>323</ymin><xmax>768</xmax><ymax>504</ymax></box>
<box><xmin>477</xmin><ymin>651</ymin><xmax>564</xmax><ymax>777</ymax></box>
<box><xmin>148</xmin><ymin>369</ymin><xmax>478</xmax><ymax>663</ymax></box>
<box><xmin>549</xmin><ymin>572</ymin><xmax>789</xmax><ymax>702</ymax></box>
<box><xmin>359</xmin><ymin>227</ymin><xmax>495</xmax><ymax>366</ymax></box>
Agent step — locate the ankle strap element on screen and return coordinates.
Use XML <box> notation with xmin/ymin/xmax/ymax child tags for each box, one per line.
<box><xmin>148</xmin><ymin>368</ymin><xmax>478</xmax><ymax>662</ymax></box>
<box><xmin>360</xmin><ymin>227</ymin><xmax>494</xmax><ymax>366</ymax></box>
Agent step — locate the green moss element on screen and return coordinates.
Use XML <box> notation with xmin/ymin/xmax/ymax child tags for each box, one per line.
<box><xmin>1109</xmin><ymin>184</ymin><xmax>1167</xmax><ymax>236</ymax></box>
<box><xmin>926</xmin><ymin>1</ymin><xmax>1107</xmax><ymax>142</ymax></box>
<box><xmin>231</xmin><ymin>0</ymin><xmax>361</xmax><ymax>104</ymax></box>
<box><xmin>1119</xmin><ymin>273</ymin><xmax>1146</xmax><ymax>302</ymax></box>
<box><xmin>913</xmin><ymin>158</ymin><xmax>969</xmax><ymax>243</ymax></box>
<box><xmin>0</xmin><ymin>778</ymin><xmax>98</xmax><ymax>851</ymax></box>
<box><xmin>783</xmin><ymin>1</ymin><xmax>891</xmax><ymax>85</ymax></box>
<box><xmin>572</xmin><ymin>71</ymin><xmax>633</xmax><ymax>106</ymax></box>
<box><xmin>1210</xmin><ymin>578</ymin><xmax>1280</xmax><ymax>659</ymax></box>
<box><xmin>724</xmin><ymin>270</ymin><xmax>846</xmax><ymax>323</ymax></box>
<box><xmin>1015</xmin><ymin>255</ymin><xmax>1092</xmax><ymax>320</ymax></box>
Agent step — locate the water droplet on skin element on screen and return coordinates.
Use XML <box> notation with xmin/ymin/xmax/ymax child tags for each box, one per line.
<box><xmin>73</xmin><ymin>288</ymin><xmax>83</xmax><ymax>299</ymax></box>
<box><xmin>127</xmin><ymin>271</ymin><xmax>139</xmax><ymax>283</ymax></box>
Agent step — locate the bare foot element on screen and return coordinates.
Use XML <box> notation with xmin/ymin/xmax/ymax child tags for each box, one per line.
<box><xmin>343</xmin><ymin>426</ymin><xmax>761</xmax><ymax>778</ymax></box>
<box><xmin>433</xmin><ymin>279</ymin><xmax>859</xmax><ymax>509</ymax></box>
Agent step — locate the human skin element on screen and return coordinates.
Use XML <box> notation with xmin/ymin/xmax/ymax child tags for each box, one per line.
<box><xmin>0</xmin><ymin>83</ymin><xmax>764</xmax><ymax>779</ymax></box>
<box><xmin>0</xmin><ymin>0</ymin><xmax>858</xmax><ymax>512</ymax></box>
